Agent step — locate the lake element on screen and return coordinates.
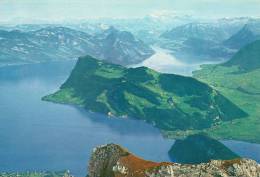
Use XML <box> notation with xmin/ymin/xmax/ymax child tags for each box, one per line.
<box><xmin>130</xmin><ymin>46</ymin><xmax>222</xmax><ymax>76</ymax></box>
<box><xmin>0</xmin><ymin>61</ymin><xmax>259</xmax><ymax>177</ymax></box>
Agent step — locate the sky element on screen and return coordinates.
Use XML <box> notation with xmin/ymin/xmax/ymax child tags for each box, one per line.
<box><xmin>0</xmin><ymin>0</ymin><xmax>260</xmax><ymax>23</ymax></box>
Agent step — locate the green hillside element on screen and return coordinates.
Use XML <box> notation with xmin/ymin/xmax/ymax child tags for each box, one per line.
<box><xmin>193</xmin><ymin>40</ymin><xmax>260</xmax><ymax>143</ymax></box>
<box><xmin>169</xmin><ymin>134</ymin><xmax>239</xmax><ymax>164</ymax></box>
<box><xmin>223</xmin><ymin>40</ymin><xmax>260</xmax><ymax>72</ymax></box>
<box><xmin>43</xmin><ymin>55</ymin><xmax>246</xmax><ymax>132</ymax></box>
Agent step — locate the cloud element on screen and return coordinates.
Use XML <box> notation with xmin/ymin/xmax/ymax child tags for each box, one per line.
<box><xmin>0</xmin><ymin>0</ymin><xmax>260</xmax><ymax>23</ymax></box>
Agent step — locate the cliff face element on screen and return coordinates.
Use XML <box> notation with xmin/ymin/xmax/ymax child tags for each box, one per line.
<box><xmin>88</xmin><ymin>144</ymin><xmax>260</xmax><ymax>177</ymax></box>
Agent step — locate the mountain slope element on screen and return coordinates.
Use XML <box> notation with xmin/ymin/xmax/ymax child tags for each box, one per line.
<box><xmin>43</xmin><ymin>55</ymin><xmax>246</xmax><ymax>132</ymax></box>
<box><xmin>193</xmin><ymin>40</ymin><xmax>260</xmax><ymax>143</ymax></box>
<box><xmin>224</xmin><ymin>21</ymin><xmax>260</xmax><ymax>49</ymax></box>
<box><xmin>0</xmin><ymin>27</ymin><xmax>154</xmax><ymax>66</ymax></box>
<box><xmin>223</xmin><ymin>25</ymin><xmax>258</xmax><ymax>49</ymax></box>
<box><xmin>161</xmin><ymin>23</ymin><xmax>230</xmax><ymax>42</ymax></box>
<box><xmin>223</xmin><ymin>40</ymin><xmax>260</xmax><ymax>72</ymax></box>
<box><xmin>169</xmin><ymin>134</ymin><xmax>239</xmax><ymax>164</ymax></box>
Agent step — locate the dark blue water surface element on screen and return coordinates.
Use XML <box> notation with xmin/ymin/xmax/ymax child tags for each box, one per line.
<box><xmin>0</xmin><ymin>61</ymin><xmax>259</xmax><ymax>176</ymax></box>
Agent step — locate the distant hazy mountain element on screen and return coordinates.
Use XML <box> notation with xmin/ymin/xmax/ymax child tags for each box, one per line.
<box><xmin>1</xmin><ymin>17</ymin><xmax>257</xmax><ymax>65</ymax></box>
<box><xmin>157</xmin><ymin>18</ymin><xmax>259</xmax><ymax>63</ymax></box>
<box><xmin>159</xmin><ymin>23</ymin><xmax>236</xmax><ymax>62</ymax></box>
<box><xmin>80</xmin><ymin>15</ymin><xmax>198</xmax><ymax>45</ymax></box>
<box><xmin>160</xmin><ymin>17</ymin><xmax>253</xmax><ymax>41</ymax></box>
<box><xmin>93</xmin><ymin>27</ymin><xmax>154</xmax><ymax>65</ymax></box>
<box><xmin>161</xmin><ymin>23</ymin><xmax>230</xmax><ymax>42</ymax></box>
<box><xmin>67</xmin><ymin>16</ymin><xmax>252</xmax><ymax>46</ymax></box>
<box><xmin>224</xmin><ymin>21</ymin><xmax>260</xmax><ymax>49</ymax></box>
<box><xmin>216</xmin><ymin>17</ymin><xmax>253</xmax><ymax>34</ymax></box>
<box><xmin>0</xmin><ymin>27</ymin><xmax>154</xmax><ymax>66</ymax></box>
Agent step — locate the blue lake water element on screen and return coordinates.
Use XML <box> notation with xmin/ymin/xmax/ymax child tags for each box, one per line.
<box><xmin>0</xmin><ymin>61</ymin><xmax>259</xmax><ymax>176</ymax></box>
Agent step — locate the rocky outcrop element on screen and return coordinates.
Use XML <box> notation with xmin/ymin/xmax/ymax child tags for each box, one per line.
<box><xmin>88</xmin><ymin>144</ymin><xmax>260</xmax><ymax>177</ymax></box>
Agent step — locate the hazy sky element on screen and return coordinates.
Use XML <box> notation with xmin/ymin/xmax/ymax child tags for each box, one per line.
<box><xmin>1</xmin><ymin>0</ymin><xmax>260</xmax><ymax>23</ymax></box>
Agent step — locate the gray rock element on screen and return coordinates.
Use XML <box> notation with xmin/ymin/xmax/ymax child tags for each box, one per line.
<box><xmin>88</xmin><ymin>144</ymin><xmax>260</xmax><ymax>177</ymax></box>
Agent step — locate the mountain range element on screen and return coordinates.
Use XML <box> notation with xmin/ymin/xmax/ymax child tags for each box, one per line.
<box><xmin>159</xmin><ymin>23</ymin><xmax>235</xmax><ymax>62</ymax></box>
<box><xmin>1</xmin><ymin>17</ymin><xmax>259</xmax><ymax>65</ymax></box>
<box><xmin>161</xmin><ymin>23</ymin><xmax>231</xmax><ymax>42</ymax></box>
<box><xmin>158</xmin><ymin>18</ymin><xmax>260</xmax><ymax>63</ymax></box>
<box><xmin>0</xmin><ymin>26</ymin><xmax>154</xmax><ymax>66</ymax></box>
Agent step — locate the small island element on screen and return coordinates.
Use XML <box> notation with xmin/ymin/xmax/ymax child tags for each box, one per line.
<box><xmin>169</xmin><ymin>134</ymin><xmax>240</xmax><ymax>164</ymax></box>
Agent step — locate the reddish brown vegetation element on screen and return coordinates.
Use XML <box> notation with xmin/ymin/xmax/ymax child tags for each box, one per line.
<box><xmin>115</xmin><ymin>153</ymin><xmax>173</xmax><ymax>177</ymax></box>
